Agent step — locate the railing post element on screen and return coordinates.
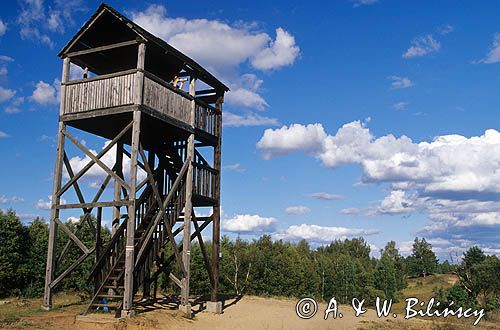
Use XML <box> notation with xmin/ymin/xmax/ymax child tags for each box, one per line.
<box><xmin>59</xmin><ymin>57</ymin><xmax>70</xmax><ymax>115</ymax></box>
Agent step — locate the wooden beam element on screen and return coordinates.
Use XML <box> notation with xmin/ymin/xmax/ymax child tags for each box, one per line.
<box><xmin>49</xmin><ymin>247</ymin><xmax>95</xmax><ymax>289</ymax></box>
<box><xmin>192</xmin><ymin>210</ymin><xmax>214</xmax><ymax>288</ymax></box>
<box><xmin>55</xmin><ymin>200</ymin><xmax>131</xmax><ymax>209</ymax></box>
<box><xmin>55</xmin><ymin>218</ymin><xmax>91</xmax><ymax>254</ymax></box>
<box><xmin>63</xmin><ymin>129</ymin><xmax>131</xmax><ymax>191</ymax></box>
<box><xmin>57</xmin><ymin>121</ymin><xmax>133</xmax><ymax>197</ymax></box>
<box><xmin>65</xmin><ymin>40</ymin><xmax>138</xmax><ymax>58</ymax></box>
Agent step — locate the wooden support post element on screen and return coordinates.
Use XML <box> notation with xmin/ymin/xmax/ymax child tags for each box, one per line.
<box><xmin>122</xmin><ymin>110</ymin><xmax>141</xmax><ymax>316</ymax></box>
<box><xmin>113</xmin><ymin>142</ymin><xmax>124</xmax><ymax>234</ymax></box>
<box><xmin>211</xmin><ymin>95</ymin><xmax>223</xmax><ymax>303</ymax></box>
<box><xmin>180</xmin><ymin>76</ymin><xmax>196</xmax><ymax>316</ymax></box>
<box><xmin>95</xmin><ymin>207</ymin><xmax>102</xmax><ymax>292</ymax></box>
<box><xmin>43</xmin><ymin>57</ymin><xmax>70</xmax><ymax>309</ymax></box>
<box><xmin>122</xmin><ymin>40</ymin><xmax>145</xmax><ymax>317</ymax></box>
<box><xmin>143</xmin><ymin>150</ymin><xmax>155</xmax><ymax>299</ymax></box>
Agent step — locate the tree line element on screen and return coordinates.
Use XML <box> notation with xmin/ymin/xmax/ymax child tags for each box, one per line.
<box><xmin>0</xmin><ymin>209</ymin><xmax>498</xmax><ymax>312</ymax></box>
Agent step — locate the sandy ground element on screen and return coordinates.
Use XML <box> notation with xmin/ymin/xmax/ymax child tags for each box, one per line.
<box><xmin>15</xmin><ymin>295</ymin><xmax>422</xmax><ymax>330</ymax></box>
<box><xmin>2</xmin><ymin>295</ymin><xmax>498</xmax><ymax>330</ymax></box>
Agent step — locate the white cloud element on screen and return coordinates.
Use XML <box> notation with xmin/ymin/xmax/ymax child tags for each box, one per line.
<box><xmin>478</xmin><ymin>33</ymin><xmax>500</xmax><ymax>64</ymax></box>
<box><xmin>274</xmin><ymin>224</ymin><xmax>379</xmax><ymax>244</ymax></box>
<box><xmin>0</xmin><ymin>19</ymin><xmax>6</xmax><ymax>37</ymax></box>
<box><xmin>392</xmin><ymin>101</ymin><xmax>409</xmax><ymax>111</ymax></box>
<box><xmin>66</xmin><ymin>140</ymin><xmax>147</xmax><ymax>183</ymax></box>
<box><xmin>377</xmin><ymin>190</ymin><xmax>415</xmax><ymax>214</ymax></box>
<box><xmin>30</xmin><ymin>79</ymin><xmax>60</xmax><ymax>106</ymax></box>
<box><xmin>438</xmin><ymin>24</ymin><xmax>454</xmax><ymax>35</ymax></box>
<box><xmin>250</xmin><ymin>28</ymin><xmax>300</xmax><ymax>71</ymax></box>
<box><xmin>258</xmin><ymin>119</ymin><xmax>500</xmax><ymax>254</ymax></box>
<box><xmin>403</xmin><ymin>35</ymin><xmax>441</xmax><ymax>58</ymax></box>
<box><xmin>131</xmin><ymin>4</ymin><xmax>299</xmax><ymax>116</ymax></box>
<box><xmin>36</xmin><ymin>195</ymin><xmax>66</xmax><ymax>210</ymax></box>
<box><xmin>222</xmin><ymin>214</ymin><xmax>277</xmax><ymax>233</ymax></box>
<box><xmin>0</xmin><ymin>196</ymin><xmax>24</xmax><ymax>203</ymax></box>
<box><xmin>285</xmin><ymin>206</ymin><xmax>310</xmax><ymax>215</ymax></box>
<box><xmin>0</xmin><ymin>55</ymin><xmax>13</xmax><ymax>62</ymax></box>
<box><xmin>339</xmin><ymin>208</ymin><xmax>361</xmax><ymax>215</ymax></box>
<box><xmin>223</xmin><ymin>112</ymin><xmax>279</xmax><ymax>127</ymax></box>
<box><xmin>389</xmin><ymin>76</ymin><xmax>413</xmax><ymax>89</ymax></box>
<box><xmin>17</xmin><ymin>0</ymin><xmax>84</xmax><ymax>47</ymax></box>
<box><xmin>4</xmin><ymin>106</ymin><xmax>21</xmax><ymax>114</ymax></box>
<box><xmin>352</xmin><ymin>0</ymin><xmax>378</xmax><ymax>7</ymax></box>
<box><xmin>309</xmin><ymin>192</ymin><xmax>344</xmax><ymax>201</ymax></box>
<box><xmin>222</xmin><ymin>163</ymin><xmax>245</xmax><ymax>172</ymax></box>
<box><xmin>257</xmin><ymin>123</ymin><xmax>327</xmax><ymax>159</ymax></box>
<box><xmin>131</xmin><ymin>5</ymin><xmax>299</xmax><ymax>74</ymax></box>
<box><xmin>0</xmin><ymin>130</ymin><xmax>9</xmax><ymax>138</ymax></box>
<box><xmin>0</xmin><ymin>86</ymin><xmax>15</xmax><ymax>102</ymax></box>
<box><xmin>20</xmin><ymin>27</ymin><xmax>53</xmax><ymax>48</ymax></box>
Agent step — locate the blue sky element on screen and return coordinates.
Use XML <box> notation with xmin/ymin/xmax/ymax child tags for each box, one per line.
<box><xmin>1</xmin><ymin>0</ymin><xmax>500</xmax><ymax>259</ymax></box>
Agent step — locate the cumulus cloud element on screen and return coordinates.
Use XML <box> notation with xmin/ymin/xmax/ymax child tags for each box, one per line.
<box><xmin>285</xmin><ymin>206</ymin><xmax>310</xmax><ymax>215</ymax></box>
<box><xmin>131</xmin><ymin>5</ymin><xmax>299</xmax><ymax>74</ymax></box>
<box><xmin>274</xmin><ymin>224</ymin><xmax>379</xmax><ymax>244</ymax></box>
<box><xmin>0</xmin><ymin>86</ymin><xmax>15</xmax><ymax>102</ymax></box>
<box><xmin>438</xmin><ymin>24</ymin><xmax>454</xmax><ymax>35</ymax></box>
<box><xmin>0</xmin><ymin>130</ymin><xmax>9</xmax><ymax>138</ymax></box>
<box><xmin>131</xmin><ymin>4</ymin><xmax>299</xmax><ymax>115</ymax></box>
<box><xmin>258</xmin><ymin>119</ymin><xmax>500</xmax><ymax>254</ymax></box>
<box><xmin>403</xmin><ymin>35</ymin><xmax>441</xmax><ymax>58</ymax></box>
<box><xmin>0</xmin><ymin>20</ymin><xmax>6</xmax><ymax>37</ymax></box>
<box><xmin>17</xmin><ymin>0</ymin><xmax>85</xmax><ymax>47</ymax></box>
<box><xmin>222</xmin><ymin>214</ymin><xmax>277</xmax><ymax>233</ymax></box>
<box><xmin>257</xmin><ymin>123</ymin><xmax>327</xmax><ymax>159</ymax></box>
<box><xmin>223</xmin><ymin>112</ymin><xmax>279</xmax><ymax>127</ymax></box>
<box><xmin>389</xmin><ymin>76</ymin><xmax>413</xmax><ymax>89</ymax></box>
<box><xmin>250</xmin><ymin>28</ymin><xmax>300</xmax><ymax>71</ymax></box>
<box><xmin>477</xmin><ymin>33</ymin><xmax>500</xmax><ymax>64</ymax></box>
<box><xmin>0</xmin><ymin>55</ymin><xmax>13</xmax><ymax>62</ymax></box>
<box><xmin>65</xmin><ymin>140</ymin><xmax>146</xmax><ymax>184</ymax></box>
<box><xmin>36</xmin><ymin>195</ymin><xmax>66</xmax><ymax>210</ymax></box>
<box><xmin>0</xmin><ymin>196</ymin><xmax>24</xmax><ymax>203</ymax></box>
<box><xmin>30</xmin><ymin>79</ymin><xmax>60</xmax><ymax>106</ymax></box>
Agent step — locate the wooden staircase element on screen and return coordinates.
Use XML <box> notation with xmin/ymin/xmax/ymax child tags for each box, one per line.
<box><xmin>83</xmin><ymin>146</ymin><xmax>191</xmax><ymax>317</ymax></box>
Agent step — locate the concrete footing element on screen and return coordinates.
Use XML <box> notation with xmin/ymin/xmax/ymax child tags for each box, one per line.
<box><xmin>206</xmin><ymin>301</ymin><xmax>223</xmax><ymax>314</ymax></box>
<box><xmin>179</xmin><ymin>304</ymin><xmax>192</xmax><ymax>318</ymax></box>
<box><xmin>121</xmin><ymin>309</ymin><xmax>135</xmax><ymax>318</ymax></box>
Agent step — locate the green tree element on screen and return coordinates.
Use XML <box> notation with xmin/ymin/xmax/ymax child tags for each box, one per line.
<box><xmin>22</xmin><ymin>217</ymin><xmax>49</xmax><ymax>297</ymax></box>
<box><xmin>407</xmin><ymin>237</ymin><xmax>438</xmax><ymax>277</ymax></box>
<box><xmin>0</xmin><ymin>210</ymin><xmax>29</xmax><ymax>297</ymax></box>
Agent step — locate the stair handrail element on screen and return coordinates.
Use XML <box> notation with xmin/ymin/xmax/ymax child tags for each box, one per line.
<box><xmin>134</xmin><ymin>156</ymin><xmax>191</xmax><ymax>268</ymax></box>
<box><xmin>88</xmin><ymin>217</ymin><xmax>127</xmax><ymax>279</ymax></box>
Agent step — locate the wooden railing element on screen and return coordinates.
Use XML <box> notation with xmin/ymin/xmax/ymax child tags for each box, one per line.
<box><xmin>193</xmin><ymin>162</ymin><xmax>216</xmax><ymax>200</ymax></box>
<box><xmin>63</xmin><ymin>69</ymin><xmax>136</xmax><ymax>114</ymax></box>
<box><xmin>143</xmin><ymin>73</ymin><xmax>192</xmax><ymax>125</ymax></box>
<box><xmin>62</xmin><ymin>70</ymin><xmax>221</xmax><ymax>137</ymax></box>
<box><xmin>194</xmin><ymin>101</ymin><xmax>221</xmax><ymax>137</ymax></box>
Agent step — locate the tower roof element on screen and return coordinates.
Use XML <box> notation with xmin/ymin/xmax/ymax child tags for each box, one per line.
<box><xmin>59</xmin><ymin>3</ymin><xmax>229</xmax><ymax>92</ymax></box>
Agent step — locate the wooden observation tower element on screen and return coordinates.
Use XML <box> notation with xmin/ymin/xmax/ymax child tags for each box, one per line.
<box><xmin>42</xmin><ymin>4</ymin><xmax>227</xmax><ymax>318</ymax></box>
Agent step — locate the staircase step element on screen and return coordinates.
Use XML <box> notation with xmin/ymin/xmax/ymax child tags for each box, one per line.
<box><xmin>103</xmin><ymin>285</ymin><xmax>124</xmax><ymax>289</ymax></box>
<box><xmin>97</xmin><ymin>294</ymin><xmax>123</xmax><ymax>299</ymax></box>
<box><xmin>91</xmin><ymin>303</ymin><xmax>120</xmax><ymax>309</ymax></box>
